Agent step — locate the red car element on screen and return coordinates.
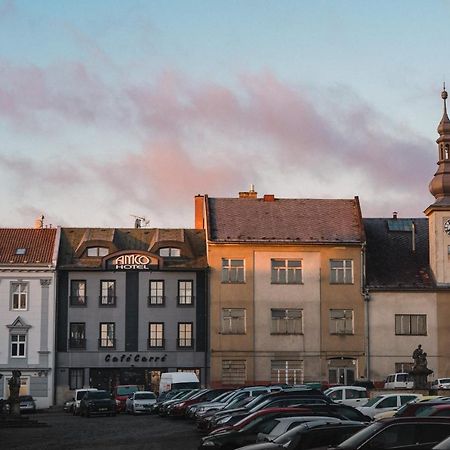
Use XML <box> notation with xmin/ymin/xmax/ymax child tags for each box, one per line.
<box><xmin>167</xmin><ymin>389</ymin><xmax>230</xmax><ymax>417</ymax></box>
<box><xmin>113</xmin><ymin>385</ymin><xmax>139</xmax><ymax>413</ymax></box>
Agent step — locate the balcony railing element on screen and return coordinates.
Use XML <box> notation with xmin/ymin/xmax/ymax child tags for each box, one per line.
<box><xmin>70</xmin><ymin>295</ymin><xmax>87</xmax><ymax>306</ymax></box>
<box><xmin>147</xmin><ymin>338</ymin><xmax>165</xmax><ymax>349</ymax></box>
<box><xmin>99</xmin><ymin>295</ymin><xmax>116</xmax><ymax>306</ymax></box>
<box><xmin>148</xmin><ymin>295</ymin><xmax>165</xmax><ymax>306</ymax></box>
<box><xmin>68</xmin><ymin>338</ymin><xmax>86</xmax><ymax>349</ymax></box>
<box><xmin>98</xmin><ymin>338</ymin><xmax>116</xmax><ymax>349</ymax></box>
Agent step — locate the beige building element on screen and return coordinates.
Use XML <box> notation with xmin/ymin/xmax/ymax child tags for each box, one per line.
<box><xmin>195</xmin><ymin>191</ymin><xmax>366</xmax><ymax>387</ymax></box>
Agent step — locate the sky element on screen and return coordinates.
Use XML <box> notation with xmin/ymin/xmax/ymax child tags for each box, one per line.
<box><xmin>0</xmin><ymin>0</ymin><xmax>449</xmax><ymax>228</ymax></box>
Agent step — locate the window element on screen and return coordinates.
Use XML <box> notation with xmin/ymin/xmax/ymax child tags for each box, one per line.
<box><xmin>271</xmin><ymin>259</ymin><xmax>302</xmax><ymax>284</ymax></box>
<box><xmin>86</xmin><ymin>247</ymin><xmax>109</xmax><ymax>257</ymax></box>
<box><xmin>11</xmin><ymin>283</ymin><xmax>27</xmax><ymax>310</ymax></box>
<box><xmin>271</xmin><ymin>309</ymin><xmax>303</xmax><ymax>334</ymax></box>
<box><xmin>329</xmin><ymin>309</ymin><xmax>354</xmax><ymax>334</ymax></box>
<box><xmin>11</xmin><ymin>334</ymin><xmax>26</xmax><ymax>357</ymax></box>
<box><xmin>148</xmin><ymin>280</ymin><xmax>165</xmax><ymax>306</ymax></box>
<box><xmin>159</xmin><ymin>247</ymin><xmax>181</xmax><ymax>257</ymax></box>
<box><xmin>222</xmin><ymin>259</ymin><xmax>245</xmax><ymax>283</ymax></box>
<box><xmin>15</xmin><ymin>248</ymin><xmax>26</xmax><ymax>255</ymax></box>
<box><xmin>178</xmin><ymin>322</ymin><xmax>193</xmax><ymax>348</ymax></box>
<box><xmin>148</xmin><ymin>323</ymin><xmax>164</xmax><ymax>348</ymax></box>
<box><xmin>69</xmin><ymin>368</ymin><xmax>84</xmax><ymax>390</ymax></box>
<box><xmin>100</xmin><ymin>280</ymin><xmax>116</xmax><ymax>306</ymax></box>
<box><xmin>395</xmin><ymin>362</ymin><xmax>414</xmax><ymax>373</ymax></box>
<box><xmin>178</xmin><ymin>280</ymin><xmax>194</xmax><ymax>305</ymax></box>
<box><xmin>99</xmin><ymin>323</ymin><xmax>115</xmax><ymax>348</ymax></box>
<box><xmin>271</xmin><ymin>360</ymin><xmax>304</xmax><ymax>385</ymax></box>
<box><xmin>222</xmin><ymin>360</ymin><xmax>246</xmax><ymax>385</ymax></box>
<box><xmin>395</xmin><ymin>314</ymin><xmax>427</xmax><ymax>335</ymax></box>
<box><xmin>69</xmin><ymin>323</ymin><xmax>86</xmax><ymax>349</ymax></box>
<box><xmin>221</xmin><ymin>308</ymin><xmax>246</xmax><ymax>334</ymax></box>
<box><xmin>70</xmin><ymin>280</ymin><xmax>87</xmax><ymax>306</ymax></box>
<box><xmin>330</xmin><ymin>260</ymin><xmax>353</xmax><ymax>284</ymax></box>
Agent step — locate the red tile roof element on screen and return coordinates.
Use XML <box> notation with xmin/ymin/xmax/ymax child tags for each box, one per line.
<box><xmin>207</xmin><ymin>197</ymin><xmax>364</xmax><ymax>243</ymax></box>
<box><xmin>0</xmin><ymin>228</ymin><xmax>58</xmax><ymax>265</ymax></box>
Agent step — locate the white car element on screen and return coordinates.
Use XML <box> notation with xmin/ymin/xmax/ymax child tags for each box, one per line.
<box><xmin>324</xmin><ymin>386</ymin><xmax>368</xmax><ymax>407</ymax></box>
<box><xmin>357</xmin><ymin>393</ymin><xmax>420</xmax><ymax>419</ymax></box>
<box><xmin>431</xmin><ymin>378</ymin><xmax>450</xmax><ymax>390</ymax></box>
<box><xmin>125</xmin><ymin>391</ymin><xmax>157</xmax><ymax>414</ymax></box>
<box><xmin>73</xmin><ymin>388</ymin><xmax>98</xmax><ymax>415</ymax></box>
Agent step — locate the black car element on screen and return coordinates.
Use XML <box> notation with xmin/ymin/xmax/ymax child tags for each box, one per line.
<box><xmin>234</xmin><ymin>420</ymin><xmax>367</xmax><ymax>450</ymax></box>
<box><xmin>79</xmin><ymin>390</ymin><xmax>116</xmax><ymax>417</ymax></box>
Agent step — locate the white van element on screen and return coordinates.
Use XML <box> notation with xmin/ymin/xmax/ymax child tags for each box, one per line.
<box><xmin>324</xmin><ymin>386</ymin><xmax>368</xmax><ymax>407</ymax></box>
<box><xmin>384</xmin><ymin>373</ymin><xmax>414</xmax><ymax>389</ymax></box>
<box><xmin>72</xmin><ymin>388</ymin><xmax>98</xmax><ymax>415</ymax></box>
<box><xmin>159</xmin><ymin>372</ymin><xmax>200</xmax><ymax>393</ymax></box>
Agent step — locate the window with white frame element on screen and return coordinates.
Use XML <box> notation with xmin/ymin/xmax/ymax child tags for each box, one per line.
<box><xmin>178</xmin><ymin>280</ymin><xmax>194</xmax><ymax>305</ymax></box>
<box><xmin>271</xmin><ymin>309</ymin><xmax>303</xmax><ymax>334</ymax></box>
<box><xmin>149</xmin><ymin>323</ymin><xmax>164</xmax><ymax>348</ymax></box>
<box><xmin>271</xmin><ymin>260</ymin><xmax>302</xmax><ymax>284</ymax></box>
<box><xmin>149</xmin><ymin>280</ymin><xmax>165</xmax><ymax>305</ymax></box>
<box><xmin>330</xmin><ymin>260</ymin><xmax>353</xmax><ymax>284</ymax></box>
<box><xmin>271</xmin><ymin>360</ymin><xmax>304</xmax><ymax>385</ymax></box>
<box><xmin>222</xmin><ymin>259</ymin><xmax>245</xmax><ymax>283</ymax></box>
<box><xmin>221</xmin><ymin>308</ymin><xmax>246</xmax><ymax>334</ymax></box>
<box><xmin>100</xmin><ymin>280</ymin><xmax>116</xmax><ymax>306</ymax></box>
<box><xmin>395</xmin><ymin>314</ymin><xmax>427</xmax><ymax>335</ymax></box>
<box><xmin>178</xmin><ymin>322</ymin><xmax>193</xmax><ymax>348</ymax></box>
<box><xmin>99</xmin><ymin>322</ymin><xmax>115</xmax><ymax>348</ymax></box>
<box><xmin>222</xmin><ymin>360</ymin><xmax>246</xmax><ymax>385</ymax></box>
<box><xmin>86</xmin><ymin>247</ymin><xmax>109</xmax><ymax>257</ymax></box>
<box><xmin>159</xmin><ymin>247</ymin><xmax>181</xmax><ymax>257</ymax></box>
<box><xmin>11</xmin><ymin>282</ymin><xmax>28</xmax><ymax>310</ymax></box>
<box><xmin>329</xmin><ymin>309</ymin><xmax>354</xmax><ymax>334</ymax></box>
<box><xmin>11</xmin><ymin>334</ymin><xmax>26</xmax><ymax>357</ymax></box>
<box><xmin>395</xmin><ymin>362</ymin><xmax>414</xmax><ymax>373</ymax></box>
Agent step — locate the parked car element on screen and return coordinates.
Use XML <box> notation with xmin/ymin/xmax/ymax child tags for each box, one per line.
<box><xmin>289</xmin><ymin>403</ymin><xmax>371</xmax><ymax>423</ymax></box>
<box><xmin>168</xmin><ymin>388</ymin><xmax>230</xmax><ymax>417</ymax></box>
<box><xmin>416</xmin><ymin>404</ymin><xmax>450</xmax><ymax>417</ymax></box>
<box><xmin>18</xmin><ymin>395</ymin><xmax>36</xmax><ymax>413</ymax></box>
<box><xmin>125</xmin><ymin>391</ymin><xmax>157</xmax><ymax>414</ymax></box>
<box><xmin>187</xmin><ymin>390</ymin><xmax>234</xmax><ymax>419</ymax></box>
<box><xmin>160</xmin><ymin>389</ymin><xmax>203</xmax><ymax>416</ymax></box>
<box><xmin>64</xmin><ymin>398</ymin><xmax>75</xmax><ymax>413</ymax></box>
<box><xmin>373</xmin><ymin>396</ymin><xmax>445</xmax><ymax>420</ymax></box>
<box><xmin>159</xmin><ymin>371</ymin><xmax>200</xmax><ymax>393</ymax></box>
<box><xmin>433</xmin><ymin>435</ymin><xmax>450</xmax><ymax>449</ymax></box>
<box><xmin>79</xmin><ymin>390</ymin><xmax>116</xmax><ymax>417</ymax></box>
<box><xmin>113</xmin><ymin>385</ymin><xmax>140</xmax><ymax>413</ymax></box>
<box><xmin>234</xmin><ymin>420</ymin><xmax>367</xmax><ymax>450</ymax></box>
<box><xmin>324</xmin><ymin>386</ymin><xmax>368</xmax><ymax>407</ymax></box>
<box><xmin>384</xmin><ymin>372</ymin><xmax>414</xmax><ymax>389</ymax></box>
<box><xmin>356</xmin><ymin>393</ymin><xmax>420</xmax><ymax>419</ymax></box>
<box><xmin>328</xmin><ymin>417</ymin><xmax>450</xmax><ymax>449</ymax></box>
<box><xmin>73</xmin><ymin>388</ymin><xmax>98</xmax><ymax>415</ymax></box>
<box><xmin>431</xmin><ymin>378</ymin><xmax>450</xmax><ymax>390</ymax></box>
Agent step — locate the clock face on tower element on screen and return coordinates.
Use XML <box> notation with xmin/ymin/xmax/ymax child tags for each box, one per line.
<box><xmin>445</xmin><ymin>219</ymin><xmax>450</xmax><ymax>235</ymax></box>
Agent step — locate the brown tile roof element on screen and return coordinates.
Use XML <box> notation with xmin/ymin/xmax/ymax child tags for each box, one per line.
<box><xmin>207</xmin><ymin>197</ymin><xmax>364</xmax><ymax>243</ymax></box>
<box><xmin>58</xmin><ymin>228</ymin><xmax>207</xmax><ymax>270</ymax></box>
<box><xmin>0</xmin><ymin>228</ymin><xmax>58</xmax><ymax>265</ymax></box>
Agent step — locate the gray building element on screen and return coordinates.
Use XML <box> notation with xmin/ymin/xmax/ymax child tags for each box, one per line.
<box><xmin>55</xmin><ymin>227</ymin><xmax>207</xmax><ymax>404</ymax></box>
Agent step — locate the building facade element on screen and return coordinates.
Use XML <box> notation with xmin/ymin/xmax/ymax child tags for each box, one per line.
<box><xmin>195</xmin><ymin>191</ymin><xmax>366</xmax><ymax>387</ymax></box>
<box><xmin>55</xmin><ymin>227</ymin><xmax>207</xmax><ymax>404</ymax></box>
<box><xmin>0</xmin><ymin>226</ymin><xmax>60</xmax><ymax>408</ymax></box>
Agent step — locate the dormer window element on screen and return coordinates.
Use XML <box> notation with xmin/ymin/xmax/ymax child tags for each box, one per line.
<box><xmin>86</xmin><ymin>247</ymin><xmax>109</xmax><ymax>257</ymax></box>
<box><xmin>15</xmin><ymin>248</ymin><xmax>26</xmax><ymax>255</ymax></box>
<box><xmin>159</xmin><ymin>247</ymin><xmax>181</xmax><ymax>257</ymax></box>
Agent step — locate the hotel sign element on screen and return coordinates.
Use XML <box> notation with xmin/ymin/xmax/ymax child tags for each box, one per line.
<box><xmin>104</xmin><ymin>252</ymin><xmax>159</xmax><ymax>271</ymax></box>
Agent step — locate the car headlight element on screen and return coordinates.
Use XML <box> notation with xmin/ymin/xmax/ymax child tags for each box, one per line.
<box><xmin>201</xmin><ymin>440</ymin><xmax>216</xmax><ymax>447</ymax></box>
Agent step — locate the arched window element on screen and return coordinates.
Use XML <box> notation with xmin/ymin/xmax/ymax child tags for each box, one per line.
<box><xmin>86</xmin><ymin>247</ymin><xmax>109</xmax><ymax>257</ymax></box>
<box><xmin>445</xmin><ymin>145</ymin><xmax>449</xmax><ymax>160</ymax></box>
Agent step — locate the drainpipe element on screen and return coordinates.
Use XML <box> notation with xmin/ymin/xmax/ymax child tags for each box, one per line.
<box><xmin>361</xmin><ymin>242</ymin><xmax>370</xmax><ymax>380</ymax></box>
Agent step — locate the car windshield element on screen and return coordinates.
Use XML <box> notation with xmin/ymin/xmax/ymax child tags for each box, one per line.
<box><xmin>116</xmin><ymin>386</ymin><xmax>139</xmax><ymax>395</ymax></box>
<box><xmin>88</xmin><ymin>391</ymin><xmax>111</xmax><ymax>399</ymax></box>
<box><xmin>440</xmin><ymin>379</ymin><xmax>450</xmax><ymax>384</ymax></box>
<box><xmin>135</xmin><ymin>393</ymin><xmax>156</xmax><ymax>400</ymax></box>
<box><xmin>361</xmin><ymin>396</ymin><xmax>385</xmax><ymax>407</ymax></box>
<box><xmin>334</xmin><ymin>422</ymin><xmax>384</xmax><ymax>448</ymax></box>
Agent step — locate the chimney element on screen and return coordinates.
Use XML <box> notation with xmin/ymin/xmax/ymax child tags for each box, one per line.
<box><xmin>195</xmin><ymin>195</ymin><xmax>205</xmax><ymax>229</ymax></box>
<box><xmin>263</xmin><ymin>194</ymin><xmax>275</xmax><ymax>202</ymax></box>
<box><xmin>392</xmin><ymin>211</ymin><xmax>398</xmax><ymax>219</ymax></box>
<box><xmin>34</xmin><ymin>215</ymin><xmax>44</xmax><ymax>229</ymax></box>
<box><xmin>239</xmin><ymin>184</ymin><xmax>257</xmax><ymax>199</ymax></box>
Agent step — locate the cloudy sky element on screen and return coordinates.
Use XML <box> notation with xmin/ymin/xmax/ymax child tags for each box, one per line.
<box><xmin>0</xmin><ymin>0</ymin><xmax>448</xmax><ymax>228</ymax></box>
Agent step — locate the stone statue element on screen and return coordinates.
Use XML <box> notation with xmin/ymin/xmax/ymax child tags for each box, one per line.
<box><xmin>409</xmin><ymin>345</ymin><xmax>432</xmax><ymax>389</ymax></box>
<box><xmin>8</xmin><ymin>370</ymin><xmax>21</xmax><ymax>416</ymax></box>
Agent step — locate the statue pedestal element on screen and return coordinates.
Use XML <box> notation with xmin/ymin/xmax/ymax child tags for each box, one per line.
<box><xmin>409</xmin><ymin>366</ymin><xmax>433</xmax><ymax>390</ymax></box>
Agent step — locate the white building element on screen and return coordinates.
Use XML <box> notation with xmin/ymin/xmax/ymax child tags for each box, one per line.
<box><xmin>0</xmin><ymin>226</ymin><xmax>60</xmax><ymax>409</ymax></box>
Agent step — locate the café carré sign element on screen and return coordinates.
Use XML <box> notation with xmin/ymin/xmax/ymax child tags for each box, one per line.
<box><xmin>103</xmin><ymin>251</ymin><xmax>160</xmax><ymax>271</ymax></box>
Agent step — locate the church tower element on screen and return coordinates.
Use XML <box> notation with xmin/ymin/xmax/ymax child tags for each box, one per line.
<box><xmin>425</xmin><ymin>86</ymin><xmax>450</xmax><ymax>284</ymax></box>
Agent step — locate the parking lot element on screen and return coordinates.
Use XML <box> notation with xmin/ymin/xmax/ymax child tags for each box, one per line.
<box><xmin>0</xmin><ymin>410</ymin><xmax>201</xmax><ymax>450</ymax></box>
